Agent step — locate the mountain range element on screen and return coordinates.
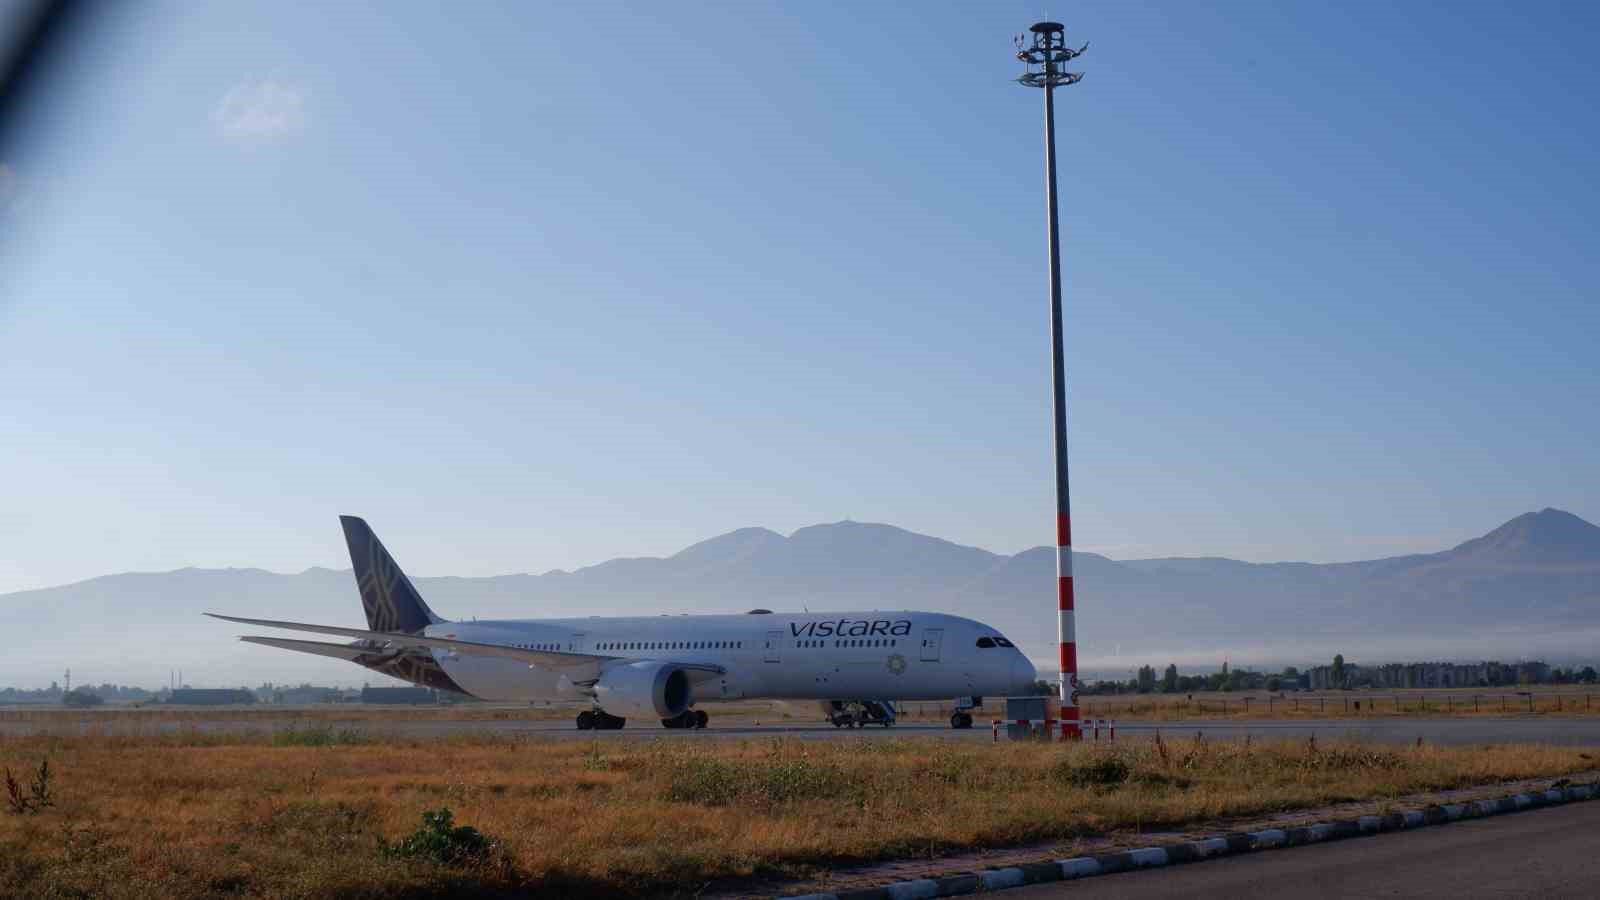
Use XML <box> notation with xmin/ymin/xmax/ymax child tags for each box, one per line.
<box><xmin>3</xmin><ymin>508</ymin><xmax>1598</xmax><ymax>687</ymax></box>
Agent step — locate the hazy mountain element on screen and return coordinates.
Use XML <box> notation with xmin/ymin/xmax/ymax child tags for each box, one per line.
<box><xmin>1444</xmin><ymin>508</ymin><xmax>1600</xmax><ymax>565</ymax></box>
<box><xmin>4</xmin><ymin>510</ymin><xmax>1598</xmax><ymax>687</ymax></box>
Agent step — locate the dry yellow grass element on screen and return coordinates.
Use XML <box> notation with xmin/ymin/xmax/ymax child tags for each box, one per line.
<box><xmin>1064</xmin><ymin>687</ymin><xmax>1600</xmax><ymax>721</ymax></box>
<box><xmin>0</xmin><ymin>730</ymin><xmax>1592</xmax><ymax>898</ymax></box>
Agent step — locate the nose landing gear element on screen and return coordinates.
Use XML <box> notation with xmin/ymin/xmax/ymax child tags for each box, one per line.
<box><xmin>949</xmin><ymin>696</ymin><xmax>980</xmax><ymax>729</ymax></box>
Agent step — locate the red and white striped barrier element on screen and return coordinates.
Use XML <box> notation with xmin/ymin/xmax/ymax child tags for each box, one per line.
<box><xmin>1090</xmin><ymin>718</ymin><xmax>1117</xmax><ymax>741</ymax></box>
<box><xmin>993</xmin><ymin>719</ymin><xmax>1060</xmax><ymax>741</ymax></box>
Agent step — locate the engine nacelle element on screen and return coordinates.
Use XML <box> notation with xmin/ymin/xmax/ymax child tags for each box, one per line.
<box><xmin>592</xmin><ymin>660</ymin><xmax>691</xmax><ymax>719</ymax></box>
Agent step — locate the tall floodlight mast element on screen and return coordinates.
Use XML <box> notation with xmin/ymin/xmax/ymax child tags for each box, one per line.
<box><xmin>1015</xmin><ymin>22</ymin><xmax>1086</xmax><ymax>741</ymax></box>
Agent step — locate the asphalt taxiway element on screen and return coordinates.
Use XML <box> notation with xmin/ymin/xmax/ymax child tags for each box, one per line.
<box><xmin>1012</xmin><ymin>797</ymin><xmax>1600</xmax><ymax>899</ymax></box>
<box><xmin>7</xmin><ymin>714</ymin><xmax>1600</xmax><ymax>745</ymax></box>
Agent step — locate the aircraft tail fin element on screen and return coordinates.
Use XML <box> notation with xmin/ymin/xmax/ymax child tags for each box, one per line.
<box><xmin>339</xmin><ymin>516</ymin><xmax>445</xmax><ymax>633</ymax></box>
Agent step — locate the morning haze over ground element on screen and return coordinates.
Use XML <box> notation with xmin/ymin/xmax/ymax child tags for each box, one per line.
<box><xmin>4</xmin><ymin>507</ymin><xmax>1598</xmax><ymax>688</ymax></box>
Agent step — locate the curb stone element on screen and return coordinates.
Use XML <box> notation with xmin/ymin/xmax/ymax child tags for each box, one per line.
<box><xmin>784</xmin><ymin>781</ymin><xmax>1597</xmax><ymax>900</ymax></box>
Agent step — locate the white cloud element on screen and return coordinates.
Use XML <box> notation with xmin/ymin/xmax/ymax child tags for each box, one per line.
<box><xmin>213</xmin><ymin>77</ymin><xmax>306</xmax><ymax>142</ymax></box>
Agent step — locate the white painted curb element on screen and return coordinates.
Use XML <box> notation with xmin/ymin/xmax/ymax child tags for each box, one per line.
<box><xmin>783</xmin><ymin>779</ymin><xmax>1598</xmax><ymax>900</ymax></box>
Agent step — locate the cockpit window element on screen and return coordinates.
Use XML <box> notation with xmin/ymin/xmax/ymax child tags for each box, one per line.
<box><xmin>975</xmin><ymin>637</ymin><xmax>997</xmax><ymax>648</ymax></box>
<box><xmin>993</xmin><ymin>636</ymin><xmax>1015</xmax><ymax>648</ymax></box>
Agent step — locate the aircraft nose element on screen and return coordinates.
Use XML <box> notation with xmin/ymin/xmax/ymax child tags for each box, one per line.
<box><xmin>1011</xmin><ymin>654</ymin><xmax>1037</xmax><ymax>695</ymax></box>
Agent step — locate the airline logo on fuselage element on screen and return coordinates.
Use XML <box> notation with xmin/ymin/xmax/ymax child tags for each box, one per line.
<box><xmin>790</xmin><ymin>618</ymin><xmax>912</xmax><ymax>638</ymax></box>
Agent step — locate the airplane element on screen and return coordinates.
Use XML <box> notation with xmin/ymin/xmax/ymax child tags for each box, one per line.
<box><xmin>208</xmin><ymin>516</ymin><xmax>1038</xmax><ymax>730</ymax></box>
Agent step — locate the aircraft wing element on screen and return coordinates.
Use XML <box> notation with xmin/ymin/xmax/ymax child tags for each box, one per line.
<box><xmin>240</xmin><ymin>635</ymin><xmax>373</xmax><ymax>662</ymax></box>
<box><xmin>210</xmin><ymin>613</ymin><xmax>726</xmax><ymax>680</ymax></box>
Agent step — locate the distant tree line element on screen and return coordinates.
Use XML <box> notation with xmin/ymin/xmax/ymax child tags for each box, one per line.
<box><xmin>1080</xmin><ymin>656</ymin><xmax>1600</xmax><ymax>695</ymax></box>
<box><xmin>0</xmin><ymin>683</ymin><xmax>157</xmax><ymax>704</ymax></box>
<box><xmin>1080</xmin><ymin>660</ymin><xmax>1297</xmax><ymax>695</ymax></box>
<box><xmin>62</xmin><ymin>689</ymin><xmax>103</xmax><ymax>707</ymax></box>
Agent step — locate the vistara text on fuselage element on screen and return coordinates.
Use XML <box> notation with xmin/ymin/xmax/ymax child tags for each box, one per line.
<box><xmin>208</xmin><ymin>516</ymin><xmax>1037</xmax><ymax>730</ymax></box>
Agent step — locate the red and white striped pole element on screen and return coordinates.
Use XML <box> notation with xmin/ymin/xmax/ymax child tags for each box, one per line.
<box><xmin>1058</xmin><ymin>512</ymin><xmax>1080</xmax><ymax>740</ymax></box>
<box><xmin>1017</xmin><ymin>22</ymin><xmax>1088</xmax><ymax>742</ymax></box>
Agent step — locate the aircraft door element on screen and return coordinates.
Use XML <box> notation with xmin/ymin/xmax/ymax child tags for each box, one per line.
<box><xmin>568</xmin><ymin>632</ymin><xmax>586</xmax><ymax>652</ymax></box>
<box><xmin>764</xmin><ymin>630</ymin><xmax>782</xmax><ymax>663</ymax></box>
<box><xmin>920</xmin><ymin>628</ymin><xmax>943</xmax><ymax>662</ymax></box>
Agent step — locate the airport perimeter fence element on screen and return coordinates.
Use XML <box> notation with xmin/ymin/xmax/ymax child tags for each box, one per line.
<box><xmin>898</xmin><ymin>692</ymin><xmax>1600</xmax><ymax>721</ymax></box>
<box><xmin>1076</xmin><ymin>692</ymin><xmax>1600</xmax><ymax>719</ymax></box>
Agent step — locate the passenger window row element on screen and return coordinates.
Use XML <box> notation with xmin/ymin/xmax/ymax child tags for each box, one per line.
<box><xmin>593</xmin><ymin>640</ymin><xmax>742</xmax><ymax>652</ymax></box>
<box><xmin>794</xmin><ymin>639</ymin><xmax>898</xmax><ymax>649</ymax></box>
<box><xmin>506</xmin><ymin>640</ymin><xmax>742</xmax><ymax>653</ymax></box>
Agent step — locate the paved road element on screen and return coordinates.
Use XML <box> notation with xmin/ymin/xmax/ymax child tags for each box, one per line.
<box><xmin>7</xmin><ymin>713</ymin><xmax>1600</xmax><ymax>744</ymax></box>
<box><xmin>1011</xmin><ymin>799</ymin><xmax>1600</xmax><ymax>899</ymax></box>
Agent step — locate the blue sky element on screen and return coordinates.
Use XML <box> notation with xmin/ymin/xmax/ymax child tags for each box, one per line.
<box><xmin>2</xmin><ymin>2</ymin><xmax>1597</xmax><ymax>594</ymax></box>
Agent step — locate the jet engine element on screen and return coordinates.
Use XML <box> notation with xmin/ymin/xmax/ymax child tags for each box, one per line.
<box><xmin>592</xmin><ymin>660</ymin><xmax>691</xmax><ymax>719</ymax></box>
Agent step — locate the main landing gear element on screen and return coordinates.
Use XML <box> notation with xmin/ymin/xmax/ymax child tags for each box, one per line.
<box><xmin>950</xmin><ymin>712</ymin><xmax>974</xmax><ymax>729</ymax></box>
<box><xmin>661</xmin><ymin>709</ymin><xmax>709</xmax><ymax>729</ymax></box>
<box><xmin>577</xmin><ymin>709</ymin><xmax>625</xmax><ymax>730</ymax></box>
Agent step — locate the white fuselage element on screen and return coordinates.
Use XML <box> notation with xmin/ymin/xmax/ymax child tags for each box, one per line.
<box><xmin>425</xmin><ymin>611</ymin><xmax>1035</xmax><ymax>705</ymax></box>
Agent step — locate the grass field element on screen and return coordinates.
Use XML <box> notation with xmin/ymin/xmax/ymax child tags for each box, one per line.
<box><xmin>1063</xmin><ymin>686</ymin><xmax>1600</xmax><ymax>722</ymax></box>
<box><xmin>0</xmin><ymin>729</ymin><xmax>1593</xmax><ymax>898</ymax></box>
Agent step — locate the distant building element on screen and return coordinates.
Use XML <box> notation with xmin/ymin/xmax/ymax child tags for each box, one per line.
<box><xmin>360</xmin><ymin>686</ymin><xmax>435</xmax><ymax>705</ymax></box>
<box><xmin>1309</xmin><ymin>665</ymin><xmax>1362</xmax><ymax>691</ymax></box>
<box><xmin>168</xmin><ymin>688</ymin><xmax>255</xmax><ymax>706</ymax></box>
<box><xmin>275</xmin><ymin>686</ymin><xmax>340</xmax><ymax>705</ymax></box>
<box><xmin>1306</xmin><ymin>660</ymin><xmax>1548</xmax><ymax>690</ymax></box>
